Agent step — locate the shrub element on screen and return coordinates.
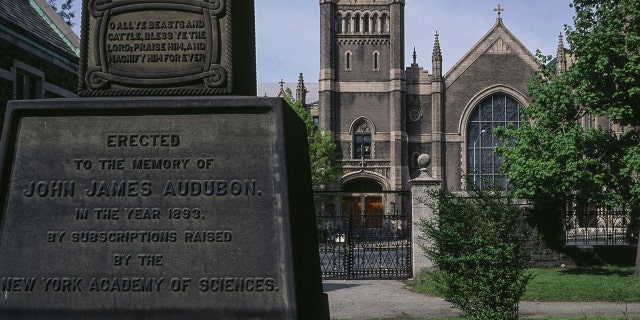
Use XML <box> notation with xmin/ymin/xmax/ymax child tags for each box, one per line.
<box><xmin>419</xmin><ymin>187</ymin><xmax>532</xmax><ymax>319</ymax></box>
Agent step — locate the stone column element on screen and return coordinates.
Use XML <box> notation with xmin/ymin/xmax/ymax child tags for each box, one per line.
<box><xmin>409</xmin><ymin>154</ymin><xmax>442</xmax><ymax>280</ymax></box>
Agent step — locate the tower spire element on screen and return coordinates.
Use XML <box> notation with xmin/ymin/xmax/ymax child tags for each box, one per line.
<box><xmin>556</xmin><ymin>33</ymin><xmax>567</xmax><ymax>75</ymax></box>
<box><xmin>296</xmin><ymin>73</ymin><xmax>307</xmax><ymax>105</ymax></box>
<box><xmin>432</xmin><ymin>31</ymin><xmax>442</xmax><ymax>78</ymax></box>
<box><xmin>412</xmin><ymin>47</ymin><xmax>417</xmax><ymax>66</ymax></box>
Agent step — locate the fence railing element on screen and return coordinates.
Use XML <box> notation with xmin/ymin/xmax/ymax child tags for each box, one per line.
<box><xmin>316</xmin><ymin>213</ymin><xmax>412</xmax><ymax>279</ymax></box>
<box><xmin>564</xmin><ymin>209</ymin><xmax>638</xmax><ymax>246</ymax></box>
<box><xmin>314</xmin><ymin>191</ymin><xmax>412</xmax><ymax>279</ymax></box>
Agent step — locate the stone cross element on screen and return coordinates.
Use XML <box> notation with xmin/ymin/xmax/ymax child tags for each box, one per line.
<box><xmin>494</xmin><ymin>4</ymin><xmax>504</xmax><ymax>18</ymax></box>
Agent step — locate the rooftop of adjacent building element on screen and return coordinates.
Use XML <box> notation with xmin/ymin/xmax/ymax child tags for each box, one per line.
<box><xmin>258</xmin><ymin>78</ymin><xmax>320</xmax><ymax>105</ymax></box>
<box><xmin>0</xmin><ymin>0</ymin><xmax>80</xmax><ymax>58</ymax></box>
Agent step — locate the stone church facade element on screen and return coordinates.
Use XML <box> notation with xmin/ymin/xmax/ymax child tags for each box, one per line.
<box><xmin>318</xmin><ymin>0</ymin><xmax>559</xmax><ymax>198</ymax></box>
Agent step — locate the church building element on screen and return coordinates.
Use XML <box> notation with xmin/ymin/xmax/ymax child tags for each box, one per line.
<box><xmin>318</xmin><ymin>0</ymin><xmax>564</xmax><ymax>199</ymax></box>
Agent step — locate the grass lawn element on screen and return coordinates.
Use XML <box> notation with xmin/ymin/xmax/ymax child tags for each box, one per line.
<box><xmin>426</xmin><ymin>318</ymin><xmax>632</xmax><ymax>320</ymax></box>
<box><xmin>344</xmin><ymin>317</ymin><xmax>636</xmax><ymax>320</ymax></box>
<box><xmin>413</xmin><ymin>266</ymin><xmax>640</xmax><ymax>302</ymax></box>
<box><xmin>440</xmin><ymin>318</ymin><xmax>630</xmax><ymax>320</ymax></box>
<box><xmin>524</xmin><ymin>266</ymin><xmax>640</xmax><ymax>302</ymax></box>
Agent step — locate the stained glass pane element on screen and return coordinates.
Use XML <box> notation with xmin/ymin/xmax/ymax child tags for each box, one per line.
<box><xmin>481</xmin><ymin>101</ymin><xmax>493</xmax><ymax>121</ymax></box>
<box><xmin>466</xmin><ymin>94</ymin><xmax>523</xmax><ymax>190</ymax></box>
<box><xmin>506</xmin><ymin>98</ymin><xmax>520</xmax><ymax>122</ymax></box>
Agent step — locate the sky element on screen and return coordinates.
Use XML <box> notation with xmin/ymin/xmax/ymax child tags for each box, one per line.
<box><xmin>69</xmin><ymin>1</ymin><xmax>576</xmax><ymax>84</ymax></box>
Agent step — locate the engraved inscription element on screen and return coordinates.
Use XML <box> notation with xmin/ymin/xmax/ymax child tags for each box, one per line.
<box><xmin>105</xmin><ymin>18</ymin><xmax>208</xmax><ymax>71</ymax></box>
<box><xmin>84</xmin><ymin>0</ymin><xmax>229</xmax><ymax>91</ymax></box>
<box><xmin>1</xmin><ymin>276</ymin><xmax>281</xmax><ymax>294</ymax></box>
<box><xmin>0</xmin><ymin>112</ymin><xmax>285</xmax><ymax>311</ymax></box>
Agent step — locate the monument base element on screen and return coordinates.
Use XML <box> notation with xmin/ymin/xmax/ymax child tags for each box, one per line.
<box><xmin>0</xmin><ymin>97</ymin><xmax>329</xmax><ymax>320</ymax></box>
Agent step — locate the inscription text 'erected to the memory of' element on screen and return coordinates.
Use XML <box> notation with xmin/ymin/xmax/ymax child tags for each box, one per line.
<box><xmin>0</xmin><ymin>98</ymin><xmax>328</xmax><ymax>319</ymax></box>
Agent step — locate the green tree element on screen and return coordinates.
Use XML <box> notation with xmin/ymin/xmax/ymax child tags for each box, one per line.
<box><xmin>495</xmin><ymin>0</ymin><xmax>640</xmax><ymax>275</ymax></box>
<box><xmin>419</xmin><ymin>186</ymin><xmax>531</xmax><ymax>320</ymax></box>
<box><xmin>48</xmin><ymin>0</ymin><xmax>75</xmax><ymax>27</ymax></box>
<box><xmin>283</xmin><ymin>89</ymin><xmax>340</xmax><ymax>190</ymax></box>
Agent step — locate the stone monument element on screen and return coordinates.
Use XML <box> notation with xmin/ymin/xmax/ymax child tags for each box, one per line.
<box><xmin>0</xmin><ymin>1</ymin><xmax>329</xmax><ymax>319</ymax></box>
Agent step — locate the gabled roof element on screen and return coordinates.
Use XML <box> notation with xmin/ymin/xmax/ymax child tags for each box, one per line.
<box><xmin>0</xmin><ymin>0</ymin><xmax>79</xmax><ymax>59</ymax></box>
<box><xmin>258</xmin><ymin>82</ymin><xmax>320</xmax><ymax>103</ymax></box>
<box><xmin>444</xmin><ymin>17</ymin><xmax>539</xmax><ymax>88</ymax></box>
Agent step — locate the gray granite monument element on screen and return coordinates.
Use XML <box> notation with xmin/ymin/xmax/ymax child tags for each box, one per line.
<box><xmin>0</xmin><ymin>1</ymin><xmax>329</xmax><ymax>319</ymax></box>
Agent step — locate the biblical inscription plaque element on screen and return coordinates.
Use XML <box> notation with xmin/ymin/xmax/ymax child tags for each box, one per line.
<box><xmin>78</xmin><ymin>0</ymin><xmax>257</xmax><ymax>96</ymax></box>
<box><xmin>0</xmin><ymin>97</ymin><xmax>328</xmax><ymax>319</ymax></box>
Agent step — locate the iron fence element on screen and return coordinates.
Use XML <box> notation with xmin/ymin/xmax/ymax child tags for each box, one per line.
<box><xmin>317</xmin><ymin>213</ymin><xmax>411</xmax><ymax>279</ymax></box>
<box><xmin>564</xmin><ymin>209</ymin><xmax>637</xmax><ymax>246</ymax></box>
<box><xmin>314</xmin><ymin>191</ymin><xmax>412</xmax><ymax>279</ymax></box>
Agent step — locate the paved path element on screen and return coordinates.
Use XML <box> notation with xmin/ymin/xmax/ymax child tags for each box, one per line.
<box><xmin>324</xmin><ymin>280</ymin><xmax>640</xmax><ymax>319</ymax></box>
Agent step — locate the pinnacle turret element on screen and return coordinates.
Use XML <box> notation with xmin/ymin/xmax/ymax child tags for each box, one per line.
<box><xmin>296</xmin><ymin>73</ymin><xmax>307</xmax><ymax>105</ymax></box>
<box><xmin>432</xmin><ymin>32</ymin><xmax>442</xmax><ymax>78</ymax></box>
<box><xmin>556</xmin><ymin>33</ymin><xmax>567</xmax><ymax>75</ymax></box>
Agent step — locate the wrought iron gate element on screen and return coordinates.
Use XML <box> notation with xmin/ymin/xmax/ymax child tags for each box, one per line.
<box><xmin>316</xmin><ymin>211</ymin><xmax>412</xmax><ymax>279</ymax></box>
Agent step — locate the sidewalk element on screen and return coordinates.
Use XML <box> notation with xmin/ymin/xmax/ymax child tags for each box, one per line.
<box><xmin>324</xmin><ymin>280</ymin><xmax>640</xmax><ymax>319</ymax></box>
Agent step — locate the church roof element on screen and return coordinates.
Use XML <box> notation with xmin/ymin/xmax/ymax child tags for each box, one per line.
<box><xmin>258</xmin><ymin>82</ymin><xmax>320</xmax><ymax>103</ymax></box>
<box><xmin>0</xmin><ymin>0</ymin><xmax>80</xmax><ymax>59</ymax></box>
<box><xmin>444</xmin><ymin>16</ymin><xmax>540</xmax><ymax>88</ymax></box>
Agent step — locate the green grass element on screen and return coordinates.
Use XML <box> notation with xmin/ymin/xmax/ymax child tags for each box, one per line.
<box><xmin>339</xmin><ymin>317</ymin><xmax>635</xmax><ymax>320</ymax></box>
<box><xmin>412</xmin><ymin>266</ymin><xmax>640</xmax><ymax>302</ymax></box>
<box><xmin>524</xmin><ymin>266</ymin><xmax>640</xmax><ymax>302</ymax></box>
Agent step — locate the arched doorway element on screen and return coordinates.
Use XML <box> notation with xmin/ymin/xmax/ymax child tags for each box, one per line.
<box><xmin>341</xmin><ymin>178</ymin><xmax>383</xmax><ymax>228</ymax></box>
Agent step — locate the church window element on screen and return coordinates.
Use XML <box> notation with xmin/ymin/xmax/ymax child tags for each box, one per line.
<box><xmin>467</xmin><ymin>94</ymin><xmax>524</xmax><ymax>190</ymax></box>
<box><xmin>354</xmin><ymin>14</ymin><xmax>360</xmax><ymax>33</ymax></box>
<box><xmin>345</xmin><ymin>52</ymin><xmax>352</xmax><ymax>71</ymax></box>
<box><xmin>363</xmin><ymin>14</ymin><xmax>370</xmax><ymax>33</ymax></box>
<box><xmin>373</xmin><ymin>51</ymin><xmax>380</xmax><ymax>70</ymax></box>
<box><xmin>353</xmin><ymin>119</ymin><xmax>372</xmax><ymax>159</ymax></box>
<box><xmin>354</xmin><ymin>133</ymin><xmax>371</xmax><ymax>159</ymax></box>
<box><xmin>380</xmin><ymin>14</ymin><xmax>387</xmax><ymax>33</ymax></box>
<box><xmin>372</xmin><ymin>13</ymin><xmax>379</xmax><ymax>33</ymax></box>
<box><xmin>344</xmin><ymin>13</ymin><xmax>351</xmax><ymax>33</ymax></box>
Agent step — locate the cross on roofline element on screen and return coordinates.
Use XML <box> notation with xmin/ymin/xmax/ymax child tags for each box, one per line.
<box><xmin>494</xmin><ymin>4</ymin><xmax>504</xmax><ymax>18</ymax></box>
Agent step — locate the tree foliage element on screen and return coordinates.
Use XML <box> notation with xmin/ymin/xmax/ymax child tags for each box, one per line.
<box><xmin>48</xmin><ymin>0</ymin><xmax>75</xmax><ymax>27</ymax></box>
<box><xmin>495</xmin><ymin>0</ymin><xmax>640</xmax><ymax>210</ymax></box>
<box><xmin>283</xmin><ymin>89</ymin><xmax>340</xmax><ymax>190</ymax></box>
<box><xmin>419</xmin><ymin>187</ymin><xmax>531</xmax><ymax>320</ymax></box>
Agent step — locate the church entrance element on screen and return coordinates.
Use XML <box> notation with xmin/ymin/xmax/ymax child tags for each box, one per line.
<box><xmin>341</xmin><ymin>196</ymin><xmax>383</xmax><ymax>228</ymax></box>
<box><xmin>315</xmin><ymin>178</ymin><xmax>412</xmax><ymax>279</ymax></box>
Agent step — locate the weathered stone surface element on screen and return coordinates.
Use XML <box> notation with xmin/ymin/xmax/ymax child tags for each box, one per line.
<box><xmin>78</xmin><ymin>0</ymin><xmax>256</xmax><ymax>96</ymax></box>
<box><xmin>0</xmin><ymin>97</ymin><xmax>328</xmax><ymax>319</ymax></box>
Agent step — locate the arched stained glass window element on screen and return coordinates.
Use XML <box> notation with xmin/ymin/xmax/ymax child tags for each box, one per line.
<box><xmin>467</xmin><ymin>93</ymin><xmax>525</xmax><ymax>190</ymax></box>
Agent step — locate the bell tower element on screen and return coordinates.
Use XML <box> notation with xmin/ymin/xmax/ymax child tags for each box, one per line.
<box><xmin>319</xmin><ymin>0</ymin><xmax>407</xmax><ymax>191</ymax></box>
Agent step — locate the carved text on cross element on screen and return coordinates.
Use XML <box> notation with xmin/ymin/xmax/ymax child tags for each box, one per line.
<box><xmin>494</xmin><ymin>4</ymin><xmax>504</xmax><ymax>17</ymax></box>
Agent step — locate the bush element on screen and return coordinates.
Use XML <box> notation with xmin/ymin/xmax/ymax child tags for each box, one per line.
<box><xmin>419</xmin><ymin>187</ymin><xmax>532</xmax><ymax>319</ymax></box>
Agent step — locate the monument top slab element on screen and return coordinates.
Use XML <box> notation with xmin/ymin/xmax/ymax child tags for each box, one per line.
<box><xmin>77</xmin><ymin>0</ymin><xmax>256</xmax><ymax>97</ymax></box>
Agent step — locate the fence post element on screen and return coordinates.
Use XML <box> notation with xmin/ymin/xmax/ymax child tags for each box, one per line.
<box><xmin>409</xmin><ymin>154</ymin><xmax>442</xmax><ymax>280</ymax></box>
